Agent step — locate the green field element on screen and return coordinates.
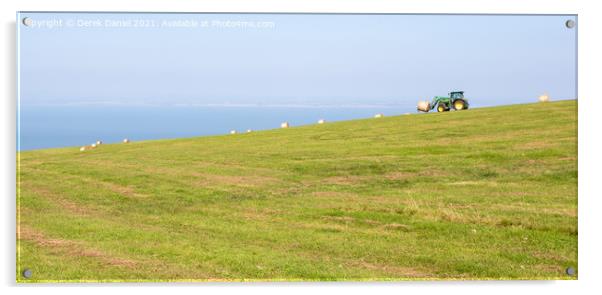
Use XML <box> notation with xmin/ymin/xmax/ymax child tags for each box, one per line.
<box><xmin>17</xmin><ymin>100</ymin><xmax>577</xmax><ymax>282</ymax></box>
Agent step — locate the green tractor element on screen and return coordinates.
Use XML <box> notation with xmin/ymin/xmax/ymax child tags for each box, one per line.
<box><xmin>418</xmin><ymin>91</ymin><xmax>470</xmax><ymax>112</ymax></box>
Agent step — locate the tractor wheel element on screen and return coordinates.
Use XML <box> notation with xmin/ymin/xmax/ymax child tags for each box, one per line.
<box><xmin>437</xmin><ymin>104</ymin><xmax>446</xmax><ymax>112</ymax></box>
<box><xmin>453</xmin><ymin>99</ymin><xmax>466</xmax><ymax>110</ymax></box>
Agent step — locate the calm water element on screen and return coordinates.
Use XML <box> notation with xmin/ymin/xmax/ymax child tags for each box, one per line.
<box><xmin>18</xmin><ymin>105</ymin><xmax>417</xmax><ymax>151</ymax></box>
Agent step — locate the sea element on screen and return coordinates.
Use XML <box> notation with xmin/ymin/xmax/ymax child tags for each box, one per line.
<box><xmin>17</xmin><ymin>104</ymin><xmax>419</xmax><ymax>151</ymax></box>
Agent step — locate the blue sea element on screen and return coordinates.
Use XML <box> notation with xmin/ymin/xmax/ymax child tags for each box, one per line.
<box><xmin>18</xmin><ymin>105</ymin><xmax>417</xmax><ymax>151</ymax></box>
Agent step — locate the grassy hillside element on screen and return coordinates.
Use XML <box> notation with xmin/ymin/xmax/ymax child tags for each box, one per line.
<box><xmin>17</xmin><ymin>100</ymin><xmax>577</xmax><ymax>282</ymax></box>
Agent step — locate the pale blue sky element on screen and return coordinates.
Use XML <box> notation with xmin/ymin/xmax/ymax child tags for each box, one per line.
<box><xmin>18</xmin><ymin>13</ymin><xmax>577</xmax><ymax>107</ymax></box>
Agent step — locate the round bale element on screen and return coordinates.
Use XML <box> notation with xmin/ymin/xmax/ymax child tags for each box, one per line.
<box><xmin>281</xmin><ymin>122</ymin><xmax>289</xmax><ymax>128</ymax></box>
<box><xmin>417</xmin><ymin>101</ymin><xmax>431</xmax><ymax>112</ymax></box>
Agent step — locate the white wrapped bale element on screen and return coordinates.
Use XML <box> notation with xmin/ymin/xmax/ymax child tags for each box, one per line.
<box><xmin>230</xmin><ymin>130</ymin><xmax>237</xmax><ymax>134</ymax></box>
<box><xmin>281</xmin><ymin>122</ymin><xmax>289</xmax><ymax>128</ymax></box>
<box><xmin>538</xmin><ymin>93</ymin><xmax>550</xmax><ymax>102</ymax></box>
<box><xmin>246</xmin><ymin>129</ymin><xmax>252</xmax><ymax>133</ymax></box>
<box><xmin>374</xmin><ymin>113</ymin><xmax>384</xmax><ymax>118</ymax></box>
<box><xmin>123</xmin><ymin>138</ymin><xmax>130</xmax><ymax>143</ymax></box>
<box><xmin>91</xmin><ymin>143</ymin><xmax>97</xmax><ymax>148</ymax></box>
<box><xmin>318</xmin><ymin>119</ymin><xmax>325</xmax><ymax>124</ymax></box>
<box><xmin>96</xmin><ymin>140</ymin><xmax>102</xmax><ymax>145</ymax></box>
<box><xmin>417</xmin><ymin>101</ymin><xmax>431</xmax><ymax>112</ymax></box>
<box><xmin>80</xmin><ymin>146</ymin><xmax>86</xmax><ymax>152</ymax></box>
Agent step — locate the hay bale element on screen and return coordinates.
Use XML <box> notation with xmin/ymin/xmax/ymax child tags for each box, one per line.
<box><xmin>123</xmin><ymin>138</ymin><xmax>130</xmax><ymax>143</ymax></box>
<box><xmin>317</xmin><ymin>119</ymin><xmax>325</xmax><ymax>124</ymax></box>
<box><xmin>246</xmin><ymin>129</ymin><xmax>252</xmax><ymax>133</ymax></box>
<box><xmin>538</xmin><ymin>93</ymin><xmax>550</xmax><ymax>102</ymax></box>
<box><xmin>417</xmin><ymin>101</ymin><xmax>431</xmax><ymax>112</ymax></box>
<box><xmin>374</xmin><ymin>113</ymin><xmax>384</xmax><ymax>118</ymax></box>
<box><xmin>79</xmin><ymin>146</ymin><xmax>86</xmax><ymax>152</ymax></box>
<box><xmin>281</xmin><ymin>122</ymin><xmax>289</xmax><ymax>128</ymax></box>
<box><xmin>230</xmin><ymin>130</ymin><xmax>237</xmax><ymax>134</ymax></box>
<box><xmin>96</xmin><ymin>140</ymin><xmax>102</xmax><ymax>145</ymax></box>
<box><xmin>91</xmin><ymin>143</ymin><xmax>97</xmax><ymax>148</ymax></box>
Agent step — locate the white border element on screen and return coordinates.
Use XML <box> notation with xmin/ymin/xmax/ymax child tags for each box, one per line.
<box><xmin>2</xmin><ymin>0</ymin><xmax>601</xmax><ymax>294</ymax></box>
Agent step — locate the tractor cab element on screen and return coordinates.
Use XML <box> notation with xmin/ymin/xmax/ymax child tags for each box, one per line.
<box><xmin>450</xmin><ymin>91</ymin><xmax>464</xmax><ymax>100</ymax></box>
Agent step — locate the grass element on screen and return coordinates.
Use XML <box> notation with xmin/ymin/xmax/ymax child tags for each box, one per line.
<box><xmin>16</xmin><ymin>100</ymin><xmax>577</xmax><ymax>282</ymax></box>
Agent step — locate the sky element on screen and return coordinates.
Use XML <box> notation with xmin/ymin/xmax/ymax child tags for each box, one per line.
<box><xmin>18</xmin><ymin>13</ymin><xmax>577</xmax><ymax>107</ymax></box>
